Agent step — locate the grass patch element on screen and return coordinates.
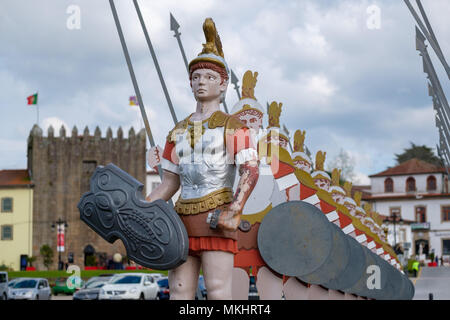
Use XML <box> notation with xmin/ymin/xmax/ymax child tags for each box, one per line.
<box><xmin>8</xmin><ymin>269</ymin><xmax>168</xmax><ymax>281</ymax></box>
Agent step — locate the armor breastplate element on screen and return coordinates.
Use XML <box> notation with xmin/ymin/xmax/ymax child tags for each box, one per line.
<box><xmin>176</xmin><ymin>121</ymin><xmax>236</xmax><ymax>200</ymax></box>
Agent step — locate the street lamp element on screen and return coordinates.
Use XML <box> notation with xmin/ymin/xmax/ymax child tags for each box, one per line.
<box><xmin>51</xmin><ymin>218</ymin><xmax>68</xmax><ymax>270</ymax></box>
<box><xmin>383</xmin><ymin>212</ymin><xmax>404</xmax><ymax>248</ymax></box>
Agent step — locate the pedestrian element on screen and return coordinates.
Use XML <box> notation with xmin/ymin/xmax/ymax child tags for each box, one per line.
<box><xmin>435</xmin><ymin>255</ymin><xmax>439</xmax><ymax>266</ymax></box>
<box><xmin>412</xmin><ymin>260</ymin><xmax>419</xmax><ymax>277</ymax></box>
<box><xmin>440</xmin><ymin>256</ymin><xmax>444</xmax><ymax>266</ymax></box>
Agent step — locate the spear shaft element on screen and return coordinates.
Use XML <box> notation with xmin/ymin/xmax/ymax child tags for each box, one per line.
<box><xmin>134</xmin><ymin>0</ymin><xmax>178</xmax><ymax>124</ymax></box>
<box><xmin>109</xmin><ymin>0</ymin><xmax>164</xmax><ymax>183</ymax></box>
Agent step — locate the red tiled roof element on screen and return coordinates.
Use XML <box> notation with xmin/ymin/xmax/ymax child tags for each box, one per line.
<box><xmin>369</xmin><ymin>158</ymin><xmax>447</xmax><ymax>177</ymax></box>
<box><xmin>0</xmin><ymin>169</ymin><xmax>32</xmax><ymax>187</ymax></box>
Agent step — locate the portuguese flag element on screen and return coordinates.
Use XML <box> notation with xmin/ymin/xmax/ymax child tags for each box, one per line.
<box><xmin>27</xmin><ymin>93</ymin><xmax>38</xmax><ymax>105</ymax></box>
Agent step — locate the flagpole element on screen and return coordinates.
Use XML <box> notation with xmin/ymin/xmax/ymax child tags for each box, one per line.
<box><xmin>36</xmin><ymin>91</ymin><xmax>39</xmax><ymax>126</ymax></box>
<box><xmin>133</xmin><ymin>0</ymin><xmax>178</xmax><ymax>125</ymax></box>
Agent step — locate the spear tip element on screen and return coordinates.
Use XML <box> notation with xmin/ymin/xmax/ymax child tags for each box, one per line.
<box><xmin>170</xmin><ymin>12</ymin><xmax>180</xmax><ymax>32</ymax></box>
<box><xmin>230</xmin><ymin>69</ymin><xmax>238</xmax><ymax>85</ymax></box>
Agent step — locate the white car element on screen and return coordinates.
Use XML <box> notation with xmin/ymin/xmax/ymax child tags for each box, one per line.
<box><xmin>99</xmin><ymin>273</ymin><xmax>158</xmax><ymax>300</ymax></box>
<box><xmin>9</xmin><ymin>278</ymin><xmax>51</xmax><ymax>300</ymax></box>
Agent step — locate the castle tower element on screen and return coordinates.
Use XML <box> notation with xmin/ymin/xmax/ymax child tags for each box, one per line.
<box><xmin>27</xmin><ymin>125</ymin><xmax>146</xmax><ymax>269</ymax></box>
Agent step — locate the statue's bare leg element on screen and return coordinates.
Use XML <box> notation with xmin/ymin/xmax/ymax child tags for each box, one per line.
<box><xmin>256</xmin><ymin>266</ymin><xmax>283</xmax><ymax>300</ymax></box>
<box><xmin>169</xmin><ymin>255</ymin><xmax>201</xmax><ymax>300</ymax></box>
<box><xmin>201</xmin><ymin>251</ymin><xmax>234</xmax><ymax>300</ymax></box>
<box><xmin>283</xmin><ymin>277</ymin><xmax>309</xmax><ymax>300</ymax></box>
<box><xmin>232</xmin><ymin>267</ymin><xmax>250</xmax><ymax>300</ymax></box>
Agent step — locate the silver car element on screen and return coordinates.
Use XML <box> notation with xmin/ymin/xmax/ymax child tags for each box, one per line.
<box><xmin>9</xmin><ymin>278</ymin><xmax>51</xmax><ymax>300</ymax></box>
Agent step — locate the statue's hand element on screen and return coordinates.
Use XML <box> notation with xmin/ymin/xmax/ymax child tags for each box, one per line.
<box><xmin>147</xmin><ymin>145</ymin><xmax>163</xmax><ymax>170</ymax></box>
<box><xmin>217</xmin><ymin>207</ymin><xmax>242</xmax><ymax>232</ymax></box>
<box><xmin>207</xmin><ymin>207</ymin><xmax>243</xmax><ymax>232</ymax></box>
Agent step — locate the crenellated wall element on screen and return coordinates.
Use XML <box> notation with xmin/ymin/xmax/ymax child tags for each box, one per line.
<box><xmin>27</xmin><ymin>124</ymin><xmax>146</xmax><ymax>269</ymax></box>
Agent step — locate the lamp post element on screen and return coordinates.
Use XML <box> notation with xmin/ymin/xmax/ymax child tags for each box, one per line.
<box><xmin>51</xmin><ymin>218</ymin><xmax>68</xmax><ymax>270</ymax></box>
<box><xmin>384</xmin><ymin>212</ymin><xmax>403</xmax><ymax>248</ymax></box>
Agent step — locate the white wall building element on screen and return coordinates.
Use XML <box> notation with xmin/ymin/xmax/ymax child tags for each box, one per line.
<box><xmin>363</xmin><ymin>158</ymin><xmax>450</xmax><ymax>263</ymax></box>
<box><xmin>146</xmin><ymin>170</ymin><xmax>180</xmax><ymax>203</ymax></box>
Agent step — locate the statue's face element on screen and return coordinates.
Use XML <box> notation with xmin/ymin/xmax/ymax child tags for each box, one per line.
<box><xmin>331</xmin><ymin>191</ymin><xmax>345</xmax><ymax>205</ymax></box>
<box><xmin>236</xmin><ymin>112</ymin><xmax>262</xmax><ymax>131</ymax></box>
<box><xmin>314</xmin><ymin>178</ymin><xmax>330</xmax><ymax>191</ymax></box>
<box><xmin>345</xmin><ymin>202</ymin><xmax>356</xmax><ymax>216</ymax></box>
<box><xmin>293</xmin><ymin>159</ymin><xmax>311</xmax><ymax>173</ymax></box>
<box><xmin>191</xmin><ymin>68</ymin><xmax>227</xmax><ymax>102</ymax></box>
<box><xmin>355</xmin><ymin>211</ymin><xmax>365</xmax><ymax>220</ymax></box>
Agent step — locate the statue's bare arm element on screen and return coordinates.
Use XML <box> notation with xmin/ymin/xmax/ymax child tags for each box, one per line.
<box><xmin>146</xmin><ymin>170</ymin><xmax>180</xmax><ymax>202</ymax></box>
<box><xmin>218</xmin><ymin>159</ymin><xmax>259</xmax><ymax>231</ymax></box>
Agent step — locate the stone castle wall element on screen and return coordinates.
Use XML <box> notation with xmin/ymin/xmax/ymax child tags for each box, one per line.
<box><xmin>27</xmin><ymin>124</ymin><xmax>146</xmax><ymax>269</ymax></box>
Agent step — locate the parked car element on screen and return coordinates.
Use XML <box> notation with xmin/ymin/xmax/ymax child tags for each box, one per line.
<box><xmin>73</xmin><ymin>278</ymin><xmax>111</xmax><ymax>300</ymax></box>
<box><xmin>7</xmin><ymin>277</ymin><xmax>25</xmax><ymax>300</ymax></box>
<box><xmin>9</xmin><ymin>278</ymin><xmax>51</xmax><ymax>300</ymax></box>
<box><xmin>52</xmin><ymin>277</ymin><xmax>84</xmax><ymax>295</ymax></box>
<box><xmin>83</xmin><ymin>275</ymin><xmax>114</xmax><ymax>288</ymax></box>
<box><xmin>195</xmin><ymin>275</ymin><xmax>207</xmax><ymax>300</ymax></box>
<box><xmin>0</xmin><ymin>272</ymin><xmax>8</xmax><ymax>300</ymax></box>
<box><xmin>149</xmin><ymin>273</ymin><xmax>164</xmax><ymax>281</ymax></box>
<box><xmin>99</xmin><ymin>273</ymin><xmax>158</xmax><ymax>300</ymax></box>
<box><xmin>248</xmin><ymin>275</ymin><xmax>259</xmax><ymax>300</ymax></box>
<box><xmin>156</xmin><ymin>277</ymin><xmax>169</xmax><ymax>300</ymax></box>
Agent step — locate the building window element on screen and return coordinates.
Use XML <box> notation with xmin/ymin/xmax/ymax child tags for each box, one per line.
<box><xmin>406</xmin><ymin>177</ymin><xmax>416</xmax><ymax>192</ymax></box>
<box><xmin>415</xmin><ymin>206</ymin><xmax>427</xmax><ymax>223</ymax></box>
<box><xmin>442</xmin><ymin>206</ymin><xmax>450</xmax><ymax>222</ymax></box>
<box><xmin>1</xmin><ymin>197</ymin><xmax>13</xmax><ymax>212</ymax></box>
<box><xmin>384</xmin><ymin>178</ymin><xmax>393</xmax><ymax>193</ymax></box>
<box><xmin>443</xmin><ymin>239</ymin><xmax>450</xmax><ymax>255</ymax></box>
<box><xmin>1</xmin><ymin>225</ymin><xmax>13</xmax><ymax>240</ymax></box>
<box><xmin>445</xmin><ymin>176</ymin><xmax>449</xmax><ymax>194</ymax></box>
<box><xmin>390</xmin><ymin>207</ymin><xmax>401</xmax><ymax>219</ymax></box>
<box><xmin>427</xmin><ymin>176</ymin><xmax>437</xmax><ymax>192</ymax></box>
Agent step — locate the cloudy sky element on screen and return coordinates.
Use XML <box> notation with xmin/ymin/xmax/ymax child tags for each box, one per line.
<box><xmin>1</xmin><ymin>0</ymin><xmax>449</xmax><ymax>184</ymax></box>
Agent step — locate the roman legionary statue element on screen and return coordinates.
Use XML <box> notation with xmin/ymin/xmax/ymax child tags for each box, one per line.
<box><xmin>145</xmin><ymin>18</ymin><xmax>259</xmax><ymax>300</ymax></box>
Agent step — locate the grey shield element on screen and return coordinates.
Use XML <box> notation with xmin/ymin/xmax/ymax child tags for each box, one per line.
<box><xmin>78</xmin><ymin>163</ymin><xmax>188</xmax><ymax>270</ymax></box>
<box><xmin>257</xmin><ymin>201</ymin><xmax>334</xmax><ymax>277</ymax></box>
<box><xmin>298</xmin><ymin>223</ymin><xmax>350</xmax><ymax>285</ymax></box>
<box><xmin>321</xmin><ymin>234</ymin><xmax>366</xmax><ymax>291</ymax></box>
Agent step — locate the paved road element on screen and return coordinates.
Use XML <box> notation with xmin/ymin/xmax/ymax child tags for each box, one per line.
<box><xmin>51</xmin><ymin>294</ymin><xmax>73</xmax><ymax>300</ymax></box>
<box><xmin>413</xmin><ymin>267</ymin><xmax>450</xmax><ymax>300</ymax></box>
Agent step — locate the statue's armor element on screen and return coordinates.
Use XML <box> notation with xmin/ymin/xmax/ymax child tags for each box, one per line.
<box><xmin>161</xmin><ymin>110</ymin><xmax>257</xmax><ymax>242</ymax></box>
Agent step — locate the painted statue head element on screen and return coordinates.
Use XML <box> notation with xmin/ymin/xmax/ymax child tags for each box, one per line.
<box><xmin>188</xmin><ymin>18</ymin><xmax>229</xmax><ymax>103</ymax></box>
<box><xmin>312</xmin><ymin>151</ymin><xmax>331</xmax><ymax>191</ymax></box>
<box><xmin>231</xmin><ymin>70</ymin><xmax>264</xmax><ymax>130</ymax></box>
<box><xmin>292</xmin><ymin>130</ymin><xmax>312</xmax><ymax>173</ymax></box>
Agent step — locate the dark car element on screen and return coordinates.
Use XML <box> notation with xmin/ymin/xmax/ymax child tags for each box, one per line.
<box><xmin>73</xmin><ymin>278</ymin><xmax>111</xmax><ymax>300</ymax></box>
<box><xmin>195</xmin><ymin>275</ymin><xmax>207</xmax><ymax>300</ymax></box>
<box><xmin>156</xmin><ymin>277</ymin><xmax>170</xmax><ymax>300</ymax></box>
<box><xmin>248</xmin><ymin>275</ymin><xmax>259</xmax><ymax>300</ymax></box>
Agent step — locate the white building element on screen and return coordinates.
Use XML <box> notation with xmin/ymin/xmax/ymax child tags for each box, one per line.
<box><xmin>146</xmin><ymin>170</ymin><xmax>180</xmax><ymax>203</ymax></box>
<box><xmin>363</xmin><ymin>158</ymin><xmax>450</xmax><ymax>263</ymax></box>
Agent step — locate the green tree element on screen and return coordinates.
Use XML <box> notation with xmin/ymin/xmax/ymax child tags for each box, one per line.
<box><xmin>40</xmin><ymin>244</ymin><xmax>54</xmax><ymax>270</ymax></box>
<box><xmin>395</xmin><ymin>142</ymin><xmax>442</xmax><ymax>166</ymax></box>
<box><xmin>26</xmin><ymin>256</ymin><xmax>37</xmax><ymax>267</ymax></box>
<box><xmin>326</xmin><ymin>148</ymin><xmax>356</xmax><ymax>182</ymax></box>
